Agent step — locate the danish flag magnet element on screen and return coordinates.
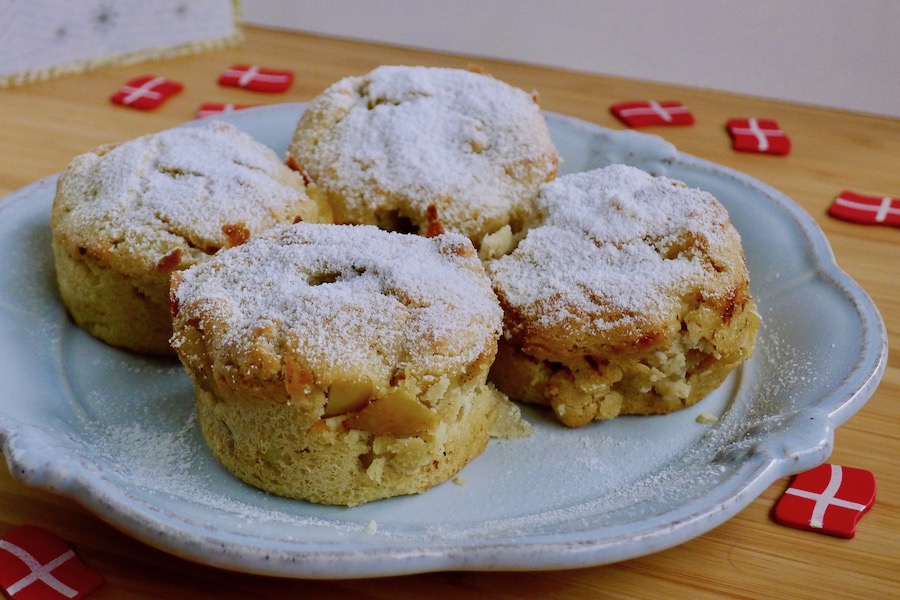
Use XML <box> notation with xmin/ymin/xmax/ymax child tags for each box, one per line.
<box><xmin>218</xmin><ymin>65</ymin><xmax>294</xmax><ymax>92</ymax></box>
<box><xmin>195</xmin><ymin>102</ymin><xmax>260</xmax><ymax>119</ymax></box>
<box><xmin>610</xmin><ymin>100</ymin><xmax>694</xmax><ymax>127</ymax></box>
<box><xmin>727</xmin><ymin>118</ymin><xmax>791</xmax><ymax>155</ymax></box>
<box><xmin>0</xmin><ymin>525</ymin><xmax>103</xmax><ymax>600</ymax></box>
<box><xmin>828</xmin><ymin>191</ymin><xmax>900</xmax><ymax>227</ymax></box>
<box><xmin>110</xmin><ymin>75</ymin><xmax>183</xmax><ymax>110</ymax></box>
<box><xmin>773</xmin><ymin>464</ymin><xmax>876</xmax><ymax>538</ymax></box>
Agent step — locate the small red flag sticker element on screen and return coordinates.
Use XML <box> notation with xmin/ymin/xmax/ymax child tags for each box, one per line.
<box><xmin>218</xmin><ymin>65</ymin><xmax>293</xmax><ymax>93</ymax></box>
<box><xmin>726</xmin><ymin>118</ymin><xmax>791</xmax><ymax>155</ymax></box>
<box><xmin>110</xmin><ymin>75</ymin><xmax>182</xmax><ymax>110</ymax></box>
<box><xmin>610</xmin><ymin>100</ymin><xmax>694</xmax><ymax>127</ymax></box>
<box><xmin>773</xmin><ymin>464</ymin><xmax>876</xmax><ymax>538</ymax></box>
<box><xmin>0</xmin><ymin>525</ymin><xmax>104</xmax><ymax>599</ymax></box>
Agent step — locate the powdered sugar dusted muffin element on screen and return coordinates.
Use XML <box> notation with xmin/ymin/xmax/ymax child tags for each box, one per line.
<box><xmin>287</xmin><ymin>65</ymin><xmax>559</xmax><ymax>250</ymax></box>
<box><xmin>51</xmin><ymin>120</ymin><xmax>325</xmax><ymax>355</ymax></box>
<box><xmin>486</xmin><ymin>165</ymin><xmax>759</xmax><ymax>428</ymax></box>
<box><xmin>170</xmin><ymin>222</ymin><xmax>530</xmax><ymax>506</ymax></box>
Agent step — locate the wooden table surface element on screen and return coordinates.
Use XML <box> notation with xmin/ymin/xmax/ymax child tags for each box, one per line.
<box><xmin>1</xmin><ymin>27</ymin><xmax>898</xmax><ymax>599</ymax></box>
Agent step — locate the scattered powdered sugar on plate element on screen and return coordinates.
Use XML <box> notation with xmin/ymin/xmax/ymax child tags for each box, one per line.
<box><xmin>412</xmin><ymin>318</ymin><xmax>819</xmax><ymax>541</ymax></box>
<box><xmin>70</xmin><ymin>354</ymin><xmax>732</xmax><ymax>542</ymax></box>
<box><xmin>63</xmin><ymin>309</ymin><xmax>816</xmax><ymax>544</ymax></box>
<box><xmin>93</xmin><ymin>415</ymin><xmax>198</xmax><ymax>483</ymax></box>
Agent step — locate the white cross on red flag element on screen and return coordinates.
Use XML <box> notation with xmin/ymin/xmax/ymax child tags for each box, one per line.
<box><xmin>218</xmin><ymin>65</ymin><xmax>294</xmax><ymax>92</ymax></box>
<box><xmin>110</xmin><ymin>75</ymin><xmax>183</xmax><ymax>110</ymax></box>
<box><xmin>828</xmin><ymin>190</ymin><xmax>900</xmax><ymax>227</ymax></box>
<box><xmin>195</xmin><ymin>102</ymin><xmax>260</xmax><ymax>119</ymax></box>
<box><xmin>0</xmin><ymin>525</ymin><xmax>103</xmax><ymax>600</ymax></box>
<box><xmin>610</xmin><ymin>100</ymin><xmax>695</xmax><ymax>128</ymax></box>
<box><xmin>727</xmin><ymin>118</ymin><xmax>791</xmax><ymax>155</ymax></box>
<box><xmin>773</xmin><ymin>463</ymin><xmax>876</xmax><ymax>538</ymax></box>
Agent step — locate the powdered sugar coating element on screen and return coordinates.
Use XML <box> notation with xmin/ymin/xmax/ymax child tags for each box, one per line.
<box><xmin>53</xmin><ymin>120</ymin><xmax>317</xmax><ymax>277</ymax></box>
<box><xmin>487</xmin><ymin>165</ymin><xmax>745</xmax><ymax>347</ymax></box>
<box><xmin>172</xmin><ymin>223</ymin><xmax>503</xmax><ymax>383</ymax></box>
<box><xmin>288</xmin><ymin>65</ymin><xmax>558</xmax><ymax>244</ymax></box>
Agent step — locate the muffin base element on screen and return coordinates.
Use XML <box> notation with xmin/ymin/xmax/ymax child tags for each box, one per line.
<box><xmin>490</xmin><ymin>298</ymin><xmax>760</xmax><ymax>428</ymax></box>
<box><xmin>194</xmin><ymin>375</ymin><xmax>527</xmax><ymax>506</ymax></box>
<box><xmin>52</xmin><ymin>242</ymin><xmax>173</xmax><ymax>355</ymax></box>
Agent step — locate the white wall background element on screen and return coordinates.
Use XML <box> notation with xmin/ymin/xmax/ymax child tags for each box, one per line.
<box><xmin>241</xmin><ymin>0</ymin><xmax>900</xmax><ymax>118</ymax></box>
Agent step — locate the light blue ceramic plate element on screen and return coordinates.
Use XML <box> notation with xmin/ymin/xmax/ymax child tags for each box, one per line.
<box><xmin>0</xmin><ymin>104</ymin><xmax>886</xmax><ymax>579</ymax></box>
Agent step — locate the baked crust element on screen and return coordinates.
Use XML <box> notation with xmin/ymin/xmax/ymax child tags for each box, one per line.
<box><xmin>485</xmin><ymin>165</ymin><xmax>760</xmax><ymax>427</ymax></box>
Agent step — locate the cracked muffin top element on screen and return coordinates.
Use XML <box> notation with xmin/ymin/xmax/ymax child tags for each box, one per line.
<box><xmin>51</xmin><ymin>119</ymin><xmax>324</xmax><ymax>282</ymax></box>
<box><xmin>170</xmin><ymin>222</ymin><xmax>503</xmax><ymax>389</ymax></box>
<box><xmin>485</xmin><ymin>164</ymin><xmax>752</xmax><ymax>360</ymax></box>
<box><xmin>286</xmin><ymin>65</ymin><xmax>559</xmax><ymax>248</ymax></box>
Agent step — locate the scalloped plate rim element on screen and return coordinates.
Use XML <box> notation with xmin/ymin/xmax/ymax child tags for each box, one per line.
<box><xmin>0</xmin><ymin>104</ymin><xmax>887</xmax><ymax>579</ymax></box>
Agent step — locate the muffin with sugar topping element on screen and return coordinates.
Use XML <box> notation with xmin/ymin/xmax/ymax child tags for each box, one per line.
<box><xmin>170</xmin><ymin>222</ymin><xmax>530</xmax><ymax>506</ymax></box>
<box><xmin>485</xmin><ymin>164</ymin><xmax>760</xmax><ymax>428</ymax></box>
<box><xmin>286</xmin><ymin>65</ymin><xmax>559</xmax><ymax>253</ymax></box>
<box><xmin>51</xmin><ymin>120</ymin><xmax>326</xmax><ymax>355</ymax></box>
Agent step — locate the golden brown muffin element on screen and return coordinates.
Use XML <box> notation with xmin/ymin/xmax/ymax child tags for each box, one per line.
<box><xmin>170</xmin><ymin>223</ymin><xmax>531</xmax><ymax>506</ymax></box>
<box><xmin>286</xmin><ymin>65</ymin><xmax>559</xmax><ymax>250</ymax></box>
<box><xmin>485</xmin><ymin>165</ymin><xmax>760</xmax><ymax>428</ymax></box>
<box><xmin>51</xmin><ymin>120</ymin><xmax>326</xmax><ymax>355</ymax></box>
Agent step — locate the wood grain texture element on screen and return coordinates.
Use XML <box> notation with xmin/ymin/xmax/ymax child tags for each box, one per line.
<box><xmin>1</xmin><ymin>26</ymin><xmax>898</xmax><ymax>599</ymax></box>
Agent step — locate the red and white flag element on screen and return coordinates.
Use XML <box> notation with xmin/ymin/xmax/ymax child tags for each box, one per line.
<box><xmin>610</xmin><ymin>100</ymin><xmax>694</xmax><ymax>128</ymax></box>
<box><xmin>218</xmin><ymin>65</ymin><xmax>293</xmax><ymax>93</ymax></box>
<box><xmin>727</xmin><ymin>118</ymin><xmax>791</xmax><ymax>155</ymax></box>
<box><xmin>0</xmin><ymin>525</ymin><xmax>103</xmax><ymax>600</ymax></box>
<box><xmin>110</xmin><ymin>75</ymin><xmax>182</xmax><ymax>110</ymax></box>
<box><xmin>773</xmin><ymin>463</ymin><xmax>876</xmax><ymax>538</ymax></box>
<box><xmin>828</xmin><ymin>191</ymin><xmax>900</xmax><ymax>227</ymax></box>
<box><xmin>195</xmin><ymin>102</ymin><xmax>260</xmax><ymax>119</ymax></box>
